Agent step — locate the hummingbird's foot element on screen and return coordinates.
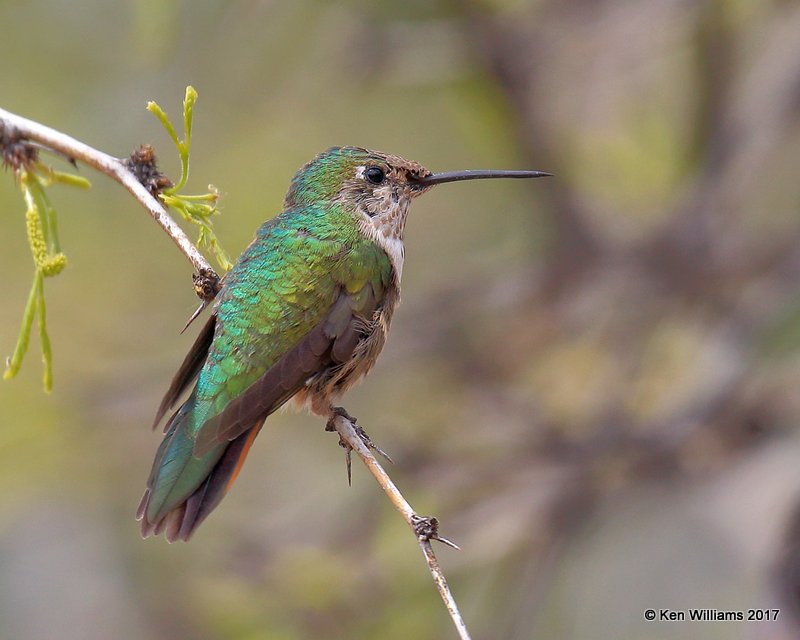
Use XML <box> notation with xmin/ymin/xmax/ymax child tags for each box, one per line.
<box><xmin>326</xmin><ymin>407</ymin><xmax>393</xmax><ymax>486</ymax></box>
<box><xmin>352</xmin><ymin>424</ymin><xmax>394</xmax><ymax>465</ymax></box>
<box><xmin>411</xmin><ymin>514</ymin><xmax>461</xmax><ymax>551</ymax></box>
<box><xmin>326</xmin><ymin>406</ymin><xmax>358</xmax><ymax>485</ymax></box>
<box><xmin>326</xmin><ymin>405</ymin><xmax>357</xmax><ymax>425</ymax></box>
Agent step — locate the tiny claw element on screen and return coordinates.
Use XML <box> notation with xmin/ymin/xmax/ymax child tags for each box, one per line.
<box><xmin>326</xmin><ymin>411</ymin><xmax>354</xmax><ymax>484</ymax></box>
<box><xmin>411</xmin><ymin>514</ymin><xmax>461</xmax><ymax>550</ymax></box>
<box><xmin>326</xmin><ymin>406</ymin><xmax>392</xmax><ymax>482</ymax></box>
<box><xmin>328</xmin><ymin>434</ymin><xmax>353</xmax><ymax>485</ymax></box>
<box><xmin>354</xmin><ymin>425</ymin><xmax>393</xmax><ymax>464</ymax></box>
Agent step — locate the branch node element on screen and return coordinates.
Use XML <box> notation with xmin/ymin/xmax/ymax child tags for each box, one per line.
<box><xmin>192</xmin><ymin>267</ymin><xmax>221</xmax><ymax>302</ymax></box>
<box><xmin>327</xmin><ymin>407</ymin><xmax>394</xmax><ymax>471</ymax></box>
<box><xmin>123</xmin><ymin>144</ymin><xmax>173</xmax><ymax>197</ymax></box>
<box><xmin>411</xmin><ymin>514</ymin><xmax>462</xmax><ymax>551</ymax></box>
<box><xmin>0</xmin><ymin>122</ymin><xmax>38</xmax><ymax>172</ymax></box>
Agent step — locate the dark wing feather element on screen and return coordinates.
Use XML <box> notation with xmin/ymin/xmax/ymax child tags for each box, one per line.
<box><xmin>152</xmin><ymin>314</ymin><xmax>216</xmax><ymax>429</ymax></box>
<box><xmin>137</xmin><ymin>418</ymin><xmax>266</xmax><ymax>542</ymax></box>
<box><xmin>192</xmin><ymin>289</ymin><xmax>370</xmax><ymax>456</ymax></box>
<box><xmin>175</xmin><ymin>418</ymin><xmax>266</xmax><ymax>541</ymax></box>
<box><xmin>331</xmin><ymin>321</ymin><xmax>361</xmax><ymax>363</ymax></box>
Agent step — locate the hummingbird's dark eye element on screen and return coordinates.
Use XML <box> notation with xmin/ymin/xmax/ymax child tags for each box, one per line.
<box><xmin>365</xmin><ymin>166</ymin><xmax>385</xmax><ymax>185</ymax></box>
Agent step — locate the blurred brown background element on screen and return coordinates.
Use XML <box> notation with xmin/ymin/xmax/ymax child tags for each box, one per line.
<box><xmin>2</xmin><ymin>1</ymin><xmax>800</xmax><ymax>639</ymax></box>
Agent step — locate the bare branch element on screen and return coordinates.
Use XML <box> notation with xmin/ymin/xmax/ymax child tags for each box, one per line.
<box><xmin>331</xmin><ymin>414</ymin><xmax>473</xmax><ymax>640</ymax></box>
<box><xmin>0</xmin><ymin>107</ymin><xmax>218</xmax><ymax>289</ymax></box>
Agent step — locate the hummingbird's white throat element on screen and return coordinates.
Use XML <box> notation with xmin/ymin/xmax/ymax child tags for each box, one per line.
<box><xmin>352</xmin><ymin>165</ymin><xmax>409</xmax><ymax>282</ymax></box>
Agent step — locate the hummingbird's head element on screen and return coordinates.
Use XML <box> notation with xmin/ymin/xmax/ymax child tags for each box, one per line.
<box><xmin>284</xmin><ymin>146</ymin><xmax>432</xmax><ymax>241</ymax></box>
<box><xmin>284</xmin><ymin>147</ymin><xmax>436</xmax><ymax>278</ymax></box>
<box><xmin>284</xmin><ymin>146</ymin><xmax>550</xmax><ymax>278</ymax></box>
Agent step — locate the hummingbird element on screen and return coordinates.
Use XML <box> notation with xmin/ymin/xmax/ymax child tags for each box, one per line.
<box><xmin>137</xmin><ymin>146</ymin><xmax>549</xmax><ymax>541</ymax></box>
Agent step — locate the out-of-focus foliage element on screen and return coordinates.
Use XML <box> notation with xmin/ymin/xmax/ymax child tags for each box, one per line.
<box><xmin>1</xmin><ymin>1</ymin><xmax>800</xmax><ymax>639</ymax></box>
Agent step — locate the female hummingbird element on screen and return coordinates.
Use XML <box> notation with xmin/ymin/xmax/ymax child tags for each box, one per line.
<box><xmin>137</xmin><ymin>146</ymin><xmax>549</xmax><ymax>541</ymax></box>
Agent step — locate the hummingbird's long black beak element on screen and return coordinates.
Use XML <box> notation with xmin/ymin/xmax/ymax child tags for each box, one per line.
<box><xmin>414</xmin><ymin>169</ymin><xmax>552</xmax><ymax>186</ymax></box>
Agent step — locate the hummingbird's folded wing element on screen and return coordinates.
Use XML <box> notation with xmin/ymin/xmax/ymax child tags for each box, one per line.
<box><xmin>190</xmin><ymin>281</ymin><xmax>381</xmax><ymax>457</ymax></box>
<box><xmin>142</xmin><ymin>209</ymin><xmax>394</xmax><ymax>530</ymax></box>
<box><xmin>176</xmin><ymin>209</ymin><xmax>394</xmax><ymax>458</ymax></box>
<box><xmin>152</xmin><ymin>313</ymin><xmax>217</xmax><ymax>430</ymax></box>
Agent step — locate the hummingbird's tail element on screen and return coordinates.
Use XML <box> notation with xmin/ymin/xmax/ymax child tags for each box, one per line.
<box><xmin>137</xmin><ymin>413</ymin><xmax>264</xmax><ymax>542</ymax></box>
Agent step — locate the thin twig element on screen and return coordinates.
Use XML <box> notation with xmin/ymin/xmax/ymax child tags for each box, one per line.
<box><xmin>332</xmin><ymin>414</ymin><xmax>473</xmax><ymax>640</ymax></box>
<box><xmin>0</xmin><ymin>107</ymin><xmax>216</xmax><ymax>280</ymax></box>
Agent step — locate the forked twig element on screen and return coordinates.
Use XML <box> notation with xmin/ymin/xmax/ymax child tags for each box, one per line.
<box><xmin>331</xmin><ymin>414</ymin><xmax>472</xmax><ymax>640</ymax></box>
